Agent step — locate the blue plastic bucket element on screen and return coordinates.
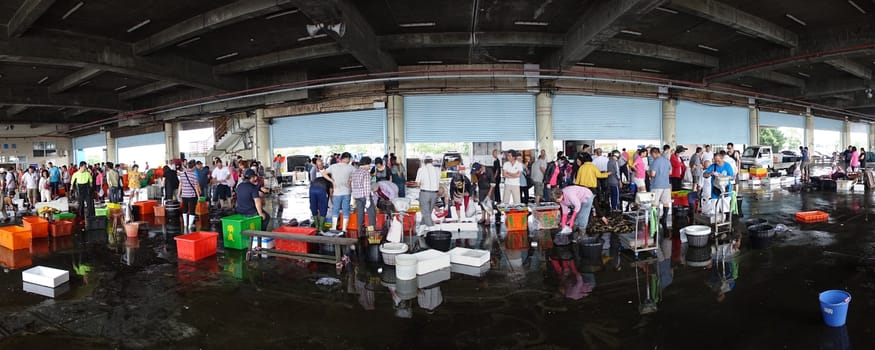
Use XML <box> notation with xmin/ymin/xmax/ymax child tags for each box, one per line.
<box><xmin>819</xmin><ymin>290</ymin><xmax>851</xmax><ymax>327</ymax></box>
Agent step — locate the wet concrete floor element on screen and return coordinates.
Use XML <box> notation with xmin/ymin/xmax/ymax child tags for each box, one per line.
<box><xmin>1</xmin><ymin>185</ymin><xmax>874</xmax><ymax>349</ymax></box>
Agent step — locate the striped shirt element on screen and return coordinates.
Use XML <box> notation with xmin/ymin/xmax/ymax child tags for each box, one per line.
<box><xmin>179</xmin><ymin>170</ymin><xmax>199</xmax><ymax>198</ymax></box>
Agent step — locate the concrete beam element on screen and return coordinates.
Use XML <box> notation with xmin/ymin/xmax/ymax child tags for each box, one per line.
<box><xmin>291</xmin><ymin>0</ymin><xmax>396</xmax><ymax>72</ymax></box>
<box><xmin>0</xmin><ymin>87</ymin><xmax>125</xmax><ymax>111</ymax></box>
<box><xmin>0</xmin><ymin>108</ymin><xmax>104</xmax><ymax>123</ymax></box>
<box><xmin>0</xmin><ymin>30</ymin><xmax>242</xmax><ymax>91</ymax></box>
<box><xmin>747</xmin><ymin>71</ymin><xmax>805</xmax><ymax>88</ymax></box>
<box><xmin>152</xmin><ymin>89</ymin><xmax>308</xmax><ymax>120</ymax></box>
<box><xmin>6</xmin><ymin>0</ymin><xmax>55</xmax><ymax>38</ymax></box>
<box><xmin>771</xmin><ymin>79</ymin><xmax>875</xmax><ymax>99</ymax></box>
<box><xmin>214</xmin><ymin>43</ymin><xmax>342</xmax><ymax>74</ymax></box>
<box><xmin>6</xmin><ymin>105</ymin><xmax>27</xmax><ymax>115</ymax></box>
<box><xmin>669</xmin><ymin>0</ymin><xmax>798</xmax><ymax>48</ymax></box>
<box><xmin>708</xmin><ymin>27</ymin><xmax>875</xmax><ymax>83</ymax></box>
<box><xmin>379</xmin><ymin>32</ymin><xmax>565</xmax><ymax>50</ymax></box>
<box><xmin>118</xmin><ymin>81</ymin><xmax>179</xmax><ymax>100</ymax></box>
<box><xmin>543</xmin><ymin>0</ymin><xmax>666</xmax><ymax>70</ymax></box>
<box><xmin>825</xmin><ymin>59</ymin><xmax>872</xmax><ymax>80</ymax></box>
<box><xmin>600</xmin><ymin>38</ymin><xmax>719</xmax><ymax>68</ymax></box>
<box><xmin>135</xmin><ymin>0</ymin><xmax>296</xmax><ymax>55</ymax></box>
<box><xmin>48</xmin><ymin>66</ymin><xmax>103</xmax><ymax>94</ymax></box>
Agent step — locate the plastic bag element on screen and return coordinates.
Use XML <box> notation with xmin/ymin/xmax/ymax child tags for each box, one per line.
<box><xmin>774</xmin><ymin>224</ymin><xmax>789</xmax><ymax>233</ymax></box>
<box><xmin>387</xmin><ymin>215</ymin><xmax>403</xmax><ymax>243</ymax></box>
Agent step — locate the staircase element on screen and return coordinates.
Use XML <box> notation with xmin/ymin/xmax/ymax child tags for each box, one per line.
<box><xmin>208</xmin><ymin>116</ymin><xmax>255</xmax><ymax>160</ymax></box>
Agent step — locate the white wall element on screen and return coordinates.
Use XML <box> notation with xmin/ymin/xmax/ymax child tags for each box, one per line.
<box><xmin>0</xmin><ymin>136</ymin><xmax>73</xmax><ymax>167</ymax></box>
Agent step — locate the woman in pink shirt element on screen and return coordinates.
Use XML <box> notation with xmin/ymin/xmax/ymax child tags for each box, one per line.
<box><xmin>850</xmin><ymin>146</ymin><xmax>860</xmax><ymax>171</ymax></box>
<box><xmin>632</xmin><ymin>149</ymin><xmax>647</xmax><ymax>192</ymax></box>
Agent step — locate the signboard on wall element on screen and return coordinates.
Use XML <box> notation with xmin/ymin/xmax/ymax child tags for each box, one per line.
<box><xmin>472</xmin><ymin>142</ymin><xmax>501</xmax><ymax>166</ymax></box>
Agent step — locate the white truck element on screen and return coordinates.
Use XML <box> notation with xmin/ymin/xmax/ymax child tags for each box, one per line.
<box><xmin>740</xmin><ymin>145</ymin><xmax>798</xmax><ymax>172</ymax></box>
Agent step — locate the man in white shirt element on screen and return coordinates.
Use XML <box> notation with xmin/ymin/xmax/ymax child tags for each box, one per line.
<box><xmin>24</xmin><ymin>167</ymin><xmax>38</xmax><ymax>209</ymax></box>
<box><xmin>210</xmin><ymin>161</ymin><xmax>233</xmax><ymax>210</ymax></box>
<box><xmin>323</xmin><ymin>152</ymin><xmax>355</xmax><ymax>231</ymax></box>
<box><xmin>502</xmin><ymin>150</ymin><xmax>524</xmax><ymax>204</ymax></box>
<box><xmin>593</xmin><ymin>148</ymin><xmax>609</xmax><ymax>172</ymax></box>
<box><xmin>702</xmin><ymin>145</ymin><xmax>714</xmax><ymax>163</ymax></box>
<box><xmin>415</xmin><ymin>156</ymin><xmax>441</xmax><ymax>228</ymax></box>
<box><xmin>531</xmin><ymin>152</ymin><xmax>547</xmax><ymax>204</ymax></box>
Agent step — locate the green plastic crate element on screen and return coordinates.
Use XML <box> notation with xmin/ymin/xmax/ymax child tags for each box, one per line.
<box><xmin>53</xmin><ymin>212</ymin><xmax>76</xmax><ymax>220</ymax></box>
<box><xmin>95</xmin><ymin>208</ymin><xmax>108</xmax><ymax>217</ymax></box>
<box><xmin>221</xmin><ymin>214</ymin><xmax>261</xmax><ymax>250</ymax></box>
<box><xmin>223</xmin><ymin>249</ymin><xmax>248</xmax><ymax>279</ymax></box>
<box><xmin>198</xmin><ymin>196</ymin><xmax>206</xmax><ymax>202</ymax></box>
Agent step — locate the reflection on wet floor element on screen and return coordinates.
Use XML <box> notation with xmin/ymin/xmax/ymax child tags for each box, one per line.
<box><xmin>1</xmin><ymin>185</ymin><xmax>875</xmax><ymax>349</ymax></box>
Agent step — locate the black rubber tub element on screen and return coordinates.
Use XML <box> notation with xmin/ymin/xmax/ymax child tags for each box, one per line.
<box><xmin>578</xmin><ymin>237</ymin><xmax>604</xmax><ymax>264</ymax></box>
<box><xmin>749</xmin><ymin>236</ymin><xmax>772</xmax><ymax>249</ymax></box>
<box><xmin>425</xmin><ymin>230</ymin><xmax>452</xmax><ymax>252</ymax></box>
<box><xmin>686</xmin><ymin>245</ymin><xmax>712</xmax><ymax>263</ymax></box>
<box><xmin>744</xmin><ymin>218</ymin><xmax>767</xmax><ymax>228</ymax></box>
<box><xmin>748</xmin><ymin>223</ymin><xmax>776</xmax><ymax>239</ymax></box>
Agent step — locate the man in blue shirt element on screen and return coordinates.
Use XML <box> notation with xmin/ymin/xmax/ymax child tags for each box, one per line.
<box><xmin>648</xmin><ymin>147</ymin><xmax>673</xmax><ymax>224</ymax></box>
<box><xmin>704</xmin><ymin>153</ymin><xmax>735</xmax><ymax>199</ymax></box>
<box><xmin>48</xmin><ymin>162</ymin><xmax>61</xmax><ymax>198</ymax></box>
<box><xmin>236</xmin><ymin>169</ymin><xmax>270</xmax><ymax>231</ymax></box>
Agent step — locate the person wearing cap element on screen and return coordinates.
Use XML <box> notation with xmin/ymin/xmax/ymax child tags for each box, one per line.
<box><xmin>236</xmin><ymin>168</ymin><xmax>270</xmax><ymax>231</ymax></box>
<box><xmin>670</xmin><ymin>146</ymin><xmax>687</xmax><ymax>190</ymax></box>
<box><xmin>324</xmin><ymin>152</ymin><xmax>355</xmax><ymax>231</ymax></box>
<box><xmin>415</xmin><ymin>155</ymin><xmax>441</xmax><ymax>230</ymax></box>
<box><xmin>70</xmin><ymin>161</ymin><xmax>95</xmax><ymax>219</ymax></box>
<box><xmin>178</xmin><ymin>160</ymin><xmax>202</xmax><ymax>231</ymax></box>
<box><xmin>502</xmin><ymin>150</ymin><xmax>524</xmax><ymax>205</ymax></box>
<box><xmin>351</xmin><ymin>156</ymin><xmax>376</xmax><ymax>236</ymax></box>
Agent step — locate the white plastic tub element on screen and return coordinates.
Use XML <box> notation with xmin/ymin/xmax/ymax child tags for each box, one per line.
<box><xmin>413</xmin><ymin>249</ymin><xmax>451</xmax><ymax>275</ymax></box>
<box><xmin>448</xmin><ymin>247</ymin><xmax>490</xmax><ymax>267</ymax></box>
<box><xmin>451</xmin><ymin>262</ymin><xmax>490</xmax><ymax>277</ymax></box>
<box><xmin>23</xmin><ymin>281</ymin><xmax>70</xmax><ymax>298</ymax></box>
<box><xmin>22</xmin><ymin>266</ymin><xmax>69</xmax><ymax>288</ymax></box>
<box><xmin>380</xmin><ymin>242</ymin><xmax>409</xmax><ymax>265</ymax></box>
<box><xmin>395</xmin><ymin>254</ymin><xmax>418</xmax><ymax>280</ymax></box>
<box><xmin>396</xmin><ymin>278</ymin><xmax>418</xmax><ymax>300</ymax></box>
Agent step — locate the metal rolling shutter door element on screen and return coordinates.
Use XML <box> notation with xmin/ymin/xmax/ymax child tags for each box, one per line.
<box><xmin>404</xmin><ymin>94</ymin><xmax>536</xmax><ymax>142</ymax></box>
<box><xmin>552</xmin><ymin>95</ymin><xmax>661</xmax><ymax>140</ymax></box>
<box><xmin>676</xmin><ymin>101</ymin><xmax>749</xmax><ymax>145</ymax></box>
<box><xmin>271</xmin><ymin>109</ymin><xmax>386</xmax><ymax>148</ymax></box>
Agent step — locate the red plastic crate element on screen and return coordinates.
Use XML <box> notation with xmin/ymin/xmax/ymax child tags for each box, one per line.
<box><xmin>50</xmin><ymin>219</ymin><xmax>74</xmax><ymax>237</ymax></box>
<box><xmin>133</xmin><ymin>200</ymin><xmax>158</xmax><ymax>215</ymax></box>
<box><xmin>22</xmin><ymin>216</ymin><xmax>49</xmax><ymax>238</ymax></box>
<box><xmin>174</xmin><ymin>231</ymin><xmax>219</xmax><ymax>261</ymax></box>
<box><xmin>273</xmin><ymin>226</ymin><xmax>316</xmax><ymax>253</ymax></box>
<box><xmin>796</xmin><ymin>211</ymin><xmax>828</xmax><ymax>223</ymax></box>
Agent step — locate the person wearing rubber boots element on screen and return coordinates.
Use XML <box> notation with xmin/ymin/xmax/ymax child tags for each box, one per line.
<box><xmin>70</xmin><ymin>161</ymin><xmax>95</xmax><ymax>221</ymax></box>
<box><xmin>552</xmin><ymin>186</ymin><xmax>618</xmax><ymax>268</ymax></box>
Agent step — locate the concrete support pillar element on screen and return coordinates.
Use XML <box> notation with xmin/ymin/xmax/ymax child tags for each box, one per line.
<box><xmin>842</xmin><ymin>119</ymin><xmax>851</xmax><ymax>149</ymax></box>
<box><xmin>869</xmin><ymin>123</ymin><xmax>875</xmax><ymax>151</ymax></box>
<box><xmin>535</xmin><ymin>92</ymin><xmax>554</xmax><ymax>157</ymax></box>
<box><xmin>164</xmin><ymin>122</ymin><xmax>178</xmax><ymax>162</ymax></box>
<box><xmin>254</xmin><ymin>109</ymin><xmax>272</xmax><ymax>166</ymax></box>
<box><xmin>748</xmin><ymin>107</ymin><xmax>759</xmax><ymax>146</ymax></box>
<box><xmin>386</xmin><ymin>95</ymin><xmax>405</xmax><ymax>162</ymax></box>
<box><xmin>661</xmin><ymin>98</ymin><xmax>677</xmax><ymax>148</ymax></box>
<box><xmin>106</xmin><ymin>133</ymin><xmax>116</xmax><ymax>163</ymax></box>
<box><xmin>805</xmin><ymin>114</ymin><xmax>814</xmax><ymax>149</ymax></box>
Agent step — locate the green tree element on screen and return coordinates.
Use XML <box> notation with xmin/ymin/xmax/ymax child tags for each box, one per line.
<box><xmin>759</xmin><ymin>128</ymin><xmax>787</xmax><ymax>150</ymax></box>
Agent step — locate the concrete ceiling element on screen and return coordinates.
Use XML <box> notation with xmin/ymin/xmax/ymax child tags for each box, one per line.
<box><xmin>0</xmin><ymin>0</ymin><xmax>873</xmax><ymax>127</ymax></box>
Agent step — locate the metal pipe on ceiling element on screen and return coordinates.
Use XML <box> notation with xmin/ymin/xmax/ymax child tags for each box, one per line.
<box><xmin>67</xmin><ymin>67</ymin><xmax>875</xmax><ymax>133</ymax></box>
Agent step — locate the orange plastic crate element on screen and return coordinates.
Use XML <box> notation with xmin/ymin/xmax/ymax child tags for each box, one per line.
<box><xmin>195</xmin><ymin>201</ymin><xmax>209</xmax><ymax>215</ymax></box>
<box><xmin>796</xmin><ymin>211</ymin><xmax>829</xmax><ymax>223</ymax></box>
<box><xmin>534</xmin><ymin>209</ymin><xmax>560</xmax><ymax>229</ymax></box>
<box><xmin>22</xmin><ymin>216</ymin><xmax>49</xmax><ymax>238</ymax></box>
<box><xmin>505</xmin><ymin>210</ymin><xmax>529</xmax><ymax>231</ymax></box>
<box><xmin>0</xmin><ymin>226</ymin><xmax>32</xmax><ymax>250</ymax></box>
<box><xmin>154</xmin><ymin>205</ymin><xmax>166</xmax><ymax>217</ymax></box>
<box><xmin>0</xmin><ymin>246</ymin><xmax>32</xmax><ymax>269</ymax></box>
<box><xmin>506</xmin><ymin>230</ymin><xmax>528</xmax><ymax>250</ymax></box>
<box><xmin>174</xmin><ymin>231</ymin><xmax>219</xmax><ymax>261</ymax></box>
<box><xmin>273</xmin><ymin>226</ymin><xmax>317</xmax><ymax>254</ymax></box>
<box><xmin>49</xmin><ymin>219</ymin><xmax>74</xmax><ymax>237</ymax></box>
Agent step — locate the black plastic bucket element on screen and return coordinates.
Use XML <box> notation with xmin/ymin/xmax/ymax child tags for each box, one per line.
<box><xmin>748</xmin><ymin>223</ymin><xmax>775</xmax><ymax>239</ymax></box>
<box><xmin>686</xmin><ymin>245</ymin><xmax>711</xmax><ymax>263</ymax></box>
<box><xmin>426</xmin><ymin>230</ymin><xmax>452</xmax><ymax>252</ymax></box>
<box><xmin>744</xmin><ymin>217</ymin><xmax>767</xmax><ymax>228</ymax></box>
<box><xmin>750</xmin><ymin>236</ymin><xmax>772</xmax><ymax>249</ymax></box>
<box><xmin>578</xmin><ymin>237</ymin><xmax>604</xmax><ymax>264</ymax></box>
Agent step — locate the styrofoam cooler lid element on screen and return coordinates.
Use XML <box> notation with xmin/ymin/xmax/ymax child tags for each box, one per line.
<box><xmin>395</xmin><ymin>254</ymin><xmax>417</xmax><ymax>266</ymax></box>
<box><xmin>380</xmin><ymin>242</ymin><xmax>409</xmax><ymax>254</ymax></box>
<box><xmin>681</xmin><ymin>225</ymin><xmax>712</xmax><ymax>236</ymax></box>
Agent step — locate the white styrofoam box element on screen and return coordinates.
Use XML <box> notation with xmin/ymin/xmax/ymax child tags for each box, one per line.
<box><xmin>854</xmin><ymin>184</ymin><xmax>865</xmax><ymax>192</ymax></box>
<box><xmin>451</xmin><ymin>262</ymin><xmax>490</xmax><ymax>277</ymax></box>
<box><xmin>413</xmin><ymin>249</ymin><xmax>451</xmax><ymax>275</ymax></box>
<box><xmin>439</xmin><ymin>222</ymin><xmax>478</xmax><ymax>233</ymax></box>
<box><xmin>417</xmin><ymin>267</ymin><xmax>451</xmax><ymax>288</ymax></box>
<box><xmin>250</xmin><ymin>237</ymin><xmax>275</xmax><ymax>249</ymax></box>
<box><xmin>23</xmin><ymin>282</ymin><xmax>70</xmax><ymax>298</ymax></box>
<box><xmin>751</xmin><ymin>178</ymin><xmax>762</xmax><ymax>185</ymax></box>
<box><xmin>448</xmin><ymin>247</ymin><xmax>490</xmax><ymax>267</ymax></box>
<box><xmin>22</xmin><ymin>266</ymin><xmax>69</xmax><ymax>288</ymax></box>
<box><xmin>738</xmin><ymin>172</ymin><xmax>750</xmax><ymax>181</ymax></box>
<box><xmin>837</xmin><ymin>180</ymin><xmax>854</xmax><ymax>192</ymax></box>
